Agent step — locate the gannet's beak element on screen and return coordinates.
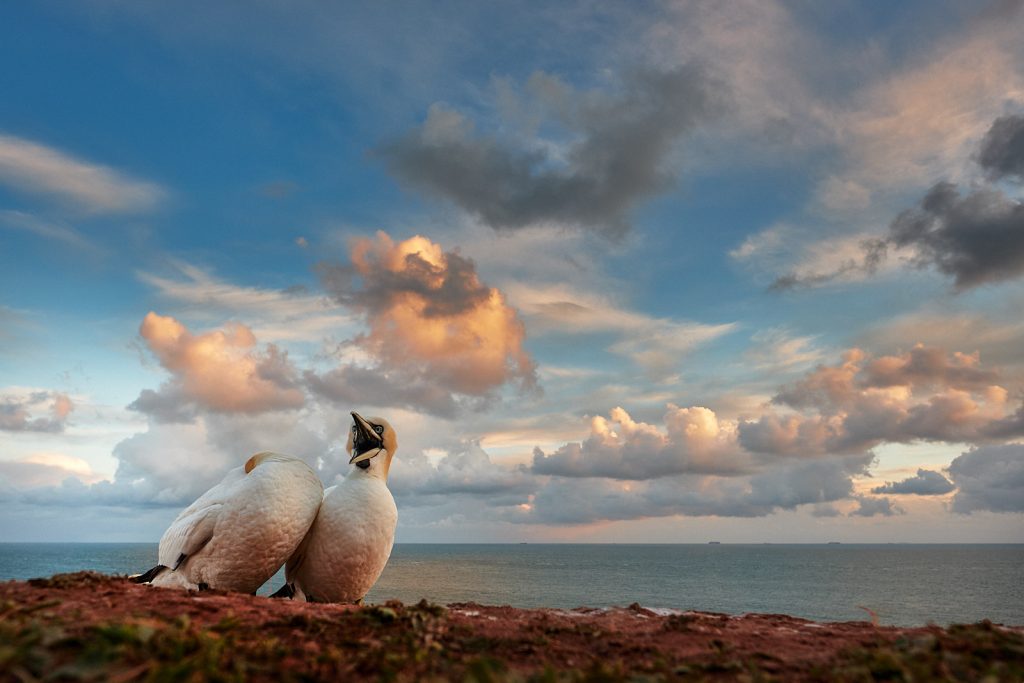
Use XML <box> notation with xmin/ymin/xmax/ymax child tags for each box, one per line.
<box><xmin>349</xmin><ymin>411</ymin><xmax>385</xmax><ymax>465</ymax></box>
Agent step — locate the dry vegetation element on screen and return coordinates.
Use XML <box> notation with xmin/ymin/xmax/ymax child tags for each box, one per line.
<box><xmin>1</xmin><ymin>572</ymin><xmax>1021</xmax><ymax>682</ymax></box>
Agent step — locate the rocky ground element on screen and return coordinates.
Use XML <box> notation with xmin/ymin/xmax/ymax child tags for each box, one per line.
<box><xmin>1</xmin><ymin>572</ymin><xmax>1022</xmax><ymax>681</ymax></box>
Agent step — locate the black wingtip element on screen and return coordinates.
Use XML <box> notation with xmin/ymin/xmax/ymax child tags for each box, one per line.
<box><xmin>269</xmin><ymin>583</ymin><xmax>295</xmax><ymax>599</ymax></box>
<box><xmin>132</xmin><ymin>564</ymin><xmax>167</xmax><ymax>584</ymax></box>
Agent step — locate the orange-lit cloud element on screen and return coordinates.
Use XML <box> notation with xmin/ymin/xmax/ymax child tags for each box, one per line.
<box><xmin>312</xmin><ymin>231</ymin><xmax>536</xmax><ymax>415</ymax></box>
<box><xmin>131</xmin><ymin>312</ymin><xmax>304</xmax><ymax>419</ymax></box>
<box><xmin>533</xmin><ymin>404</ymin><xmax>748</xmax><ymax>479</ymax></box>
<box><xmin>0</xmin><ymin>390</ymin><xmax>74</xmax><ymax>433</ymax></box>
<box><xmin>740</xmin><ymin>345</ymin><xmax>1019</xmax><ymax>455</ymax></box>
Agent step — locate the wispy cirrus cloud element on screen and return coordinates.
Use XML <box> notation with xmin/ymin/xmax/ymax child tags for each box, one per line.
<box><xmin>508</xmin><ymin>283</ymin><xmax>736</xmax><ymax>375</ymax></box>
<box><xmin>0</xmin><ymin>133</ymin><xmax>165</xmax><ymax>213</ymax></box>
<box><xmin>138</xmin><ymin>260</ymin><xmax>352</xmax><ymax>342</ymax></box>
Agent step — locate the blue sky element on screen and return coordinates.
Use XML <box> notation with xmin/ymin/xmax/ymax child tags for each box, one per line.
<box><xmin>2</xmin><ymin>0</ymin><xmax>1023</xmax><ymax>542</ymax></box>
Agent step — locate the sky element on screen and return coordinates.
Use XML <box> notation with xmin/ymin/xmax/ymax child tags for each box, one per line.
<box><xmin>1</xmin><ymin>0</ymin><xmax>1023</xmax><ymax>543</ymax></box>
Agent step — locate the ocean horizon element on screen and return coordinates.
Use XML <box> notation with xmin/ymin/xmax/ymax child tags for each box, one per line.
<box><xmin>1</xmin><ymin>542</ymin><xmax>1020</xmax><ymax>628</ymax></box>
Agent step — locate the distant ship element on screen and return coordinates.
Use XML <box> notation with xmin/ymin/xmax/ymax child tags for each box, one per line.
<box><xmin>708</xmin><ymin>541</ymin><xmax>721</xmax><ymax>545</ymax></box>
<box><xmin>827</xmin><ymin>541</ymin><xmax>841</xmax><ymax>545</ymax></box>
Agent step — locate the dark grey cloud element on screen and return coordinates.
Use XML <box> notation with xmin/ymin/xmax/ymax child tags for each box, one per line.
<box><xmin>978</xmin><ymin>114</ymin><xmax>1024</xmax><ymax>182</ymax></box>
<box><xmin>849</xmin><ymin>496</ymin><xmax>903</xmax><ymax>517</ymax></box>
<box><xmin>0</xmin><ymin>391</ymin><xmax>73</xmax><ymax>433</ymax></box>
<box><xmin>127</xmin><ymin>387</ymin><xmax>197</xmax><ymax>424</ymax></box>
<box><xmin>871</xmin><ymin>468</ymin><xmax>955</xmax><ymax>496</ymax></box>
<box><xmin>319</xmin><ymin>248</ymin><xmax>490</xmax><ymax>318</ymax></box>
<box><xmin>771</xmin><ymin>184</ymin><xmax>1024</xmax><ymax>291</ymax></box>
<box><xmin>523</xmin><ymin>456</ymin><xmax>868</xmax><ymax>525</ymax></box>
<box><xmin>888</xmin><ymin>182</ymin><xmax>1024</xmax><ymax>289</ymax></box>
<box><xmin>773</xmin><ymin>112</ymin><xmax>1024</xmax><ymax>291</ymax></box>
<box><xmin>304</xmin><ymin>365</ymin><xmax>464</xmax><ymax>419</ymax></box>
<box><xmin>379</xmin><ymin>65</ymin><xmax>716</xmax><ymax>238</ymax></box>
<box><xmin>948</xmin><ymin>444</ymin><xmax>1024</xmax><ymax>513</ymax></box>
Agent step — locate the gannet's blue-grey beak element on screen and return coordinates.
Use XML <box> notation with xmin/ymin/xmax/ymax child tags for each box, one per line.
<box><xmin>349</xmin><ymin>411</ymin><xmax>384</xmax><ymax>467</ymax></box>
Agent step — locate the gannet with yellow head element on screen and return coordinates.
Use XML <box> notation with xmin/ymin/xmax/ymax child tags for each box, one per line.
<box><xmin>134</xmin><ymin>452</ymin><xmax>323</xmax><ymax>593</ymax></box>
<box><xmin>273</xmin><ymin>412</ymin><xmax>398</xmax><ymax>603</ymax></box>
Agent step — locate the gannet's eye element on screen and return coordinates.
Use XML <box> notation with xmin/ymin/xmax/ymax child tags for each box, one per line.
<box><xmin>374</xmin><ymin>425</ymin><xmax>384</xmax><ymax>434</ymax></box>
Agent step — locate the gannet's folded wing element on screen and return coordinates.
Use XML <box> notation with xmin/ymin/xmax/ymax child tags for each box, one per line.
<box><xmin>157</xmin><ymin>467</ymin><xmax>244</xmax><ymax>569</ymax></box>
<box><xmin>158</xmin><ymin>503</ymin><xmax>222</xmax><ymax>569</ymax></box>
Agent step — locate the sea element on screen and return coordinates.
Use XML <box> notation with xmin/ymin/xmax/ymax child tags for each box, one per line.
<box><xmin>1</xmin><ymin>543</ymin><xmax>1021</xmax><ymax>627</ymax></box>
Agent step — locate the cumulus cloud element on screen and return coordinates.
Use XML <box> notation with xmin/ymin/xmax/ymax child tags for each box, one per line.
<box><xmin>948</xmin><ymin>443</ymin><xmax>1024</xmax><ymax>513</ymax></box>
<box><xmin>312</xmin><ymin>232</ymin><xmax>536</xmax><ymax>416</ymax></box>
<box><xmin>390</xmin><ymin>441</ymin><xmax>534</xmax><ymax>506</ymax></box>
<box><xmin>380</xmin><ymin>66</ymin><xmax>716</xmax><ymax>237</ymax></box>
<box><xmin>740</xmin><ymin>345</ymin><xmax>1017</xmax><ymax>456</ymax></box>
<box><xmin>978</xmin><ymin>114</ymin><xmax>1024</xmax><ymax>181</ymax></box>
<box><xmin>129</xmin><ymin>312</ymin><xmax>305</xmax><ymax>421</ymax></box>
<box><xmin>0</xmin><ymin>391</ymin><xmax>74</xmax><ymax>433</ymax></box>
<box><xmin>871</xmin><ymin>469</ymin><xmax>955</xmax><ymax>496</ymax></box>
<box><xmin>532</xmin><ymin>405</ymin><xmax>749</xmax><ymax>479</ymax></box>
<box><xmin>0</xmin><ymin>132</ymin><xmax>165</xmax><ymax>213</ymax></box>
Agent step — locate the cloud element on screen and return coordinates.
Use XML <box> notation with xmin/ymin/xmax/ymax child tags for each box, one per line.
<box><xmin>509</xmin><ymin>283</ymin><xmax>735</xmax><ymax>374</ymax></box>
<box><xmin>0</xmin><ymin>391</ymin><xmax>74</xmax><ymax>433</ymax></box>
<box><xmin>770</xmin><ymin>105</ymin><xmax>1024</xmax><ymax>292</ymax></box>
<box><xmin>522</xmin><ymin>455</ymin><xmax>869</xmax><ymax>525</ymax></box>
<box><xmin>978</xmin><ymin>114</ymin><xmax>1024</xmax><ymax>181</ymax></box>
<box><xmin>390</xmin><ymin>441</ymin><xmax>534</xmax><ymax>505</ymax></box>
<box><xmin>380</xmin><ymin>65</ymin><xmax>716</xmax><ymax>237</ymax></box>
<box><xmin>0</xmin><ymin>453</ymin><xmax>101</xmax><ymax>488</ymax></box>
<box><xmin>312</xmin><ymin>232</ymin><xmax>536</xmax><ymax>415</ymax></box>
<box><xmin>137</xmin><ymin>260</ymin><xmax>351</xmax><ymax>343</ymax></box>
<box><xmin>739</xmin><ymin>345</ymin><xmax>1018</xmax><ymax>456</ymax></box>
<box><xmin>885</xmin><ymin>182</ymin><xmax>1024</xmax><ymax>289</ymax></box>
<box><xmin>0</xmin><ymin>133</ymin><xmax>165</xmax><ymax>213</ymax></box>
<box><xmin>0</xmin><ymin>210</ymin><xmax>103</xmax><ymax>255</ymax></box>
<box><xmin>871</xmin><ymin>469</ymin><xmax>955</xmax><ymax>496</ymax></box>
<box><xmin>948</xmin><ymin>443</ymin><xmax>1024</xmax><ymax>513</ymax></box>
<box><xmin>130</xmin><ymin>312</ymin><xmax>305</xmax><ymax>420</ymax></box>
<box><xmin>303</xmin><ymin>364</ymin><xmax>462</xmax><ymax>420</ymax></box>
<box><xmin>849</xmin><ymin>496</ymin><xmax>903</xmax><ymax>517</ymax></box>
<box><xmin>532</xmin><ymin>405</ymin><xmax>749</xmax><ymax>479</ymax></box>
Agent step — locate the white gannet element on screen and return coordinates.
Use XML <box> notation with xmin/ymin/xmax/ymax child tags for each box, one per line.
<box><xmin>272</xmin><ymin>412</ymin><xmax>398</xmax><ymax>603</ymax></box>
<box><xmin>134</xmin><ymin>452</ymin><xmax>323</xmax><ymax>594</ymax></box>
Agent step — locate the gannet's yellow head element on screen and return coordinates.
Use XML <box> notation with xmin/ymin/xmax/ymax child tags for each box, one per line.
<box><xmin>346</xmin><ymin>412</ymin><xmax>398</xmax><ymax>480</ymax></box>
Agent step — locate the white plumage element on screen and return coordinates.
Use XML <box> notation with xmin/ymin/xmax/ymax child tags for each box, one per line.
<box><xmin>140</xmin><ymin>452</ymin><xmax>323</xmax><ymax>594</ymax></box>
<box><xmin>281</xmin><ymin>413</ymin><xmax>398</xmax><ymax>603</ymax></box>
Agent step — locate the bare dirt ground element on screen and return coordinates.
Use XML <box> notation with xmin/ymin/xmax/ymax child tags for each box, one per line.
<box><xmin>1</xmin><ymin>572</ymin><xmax>1021</xmax><ymax>681</ymax></box>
